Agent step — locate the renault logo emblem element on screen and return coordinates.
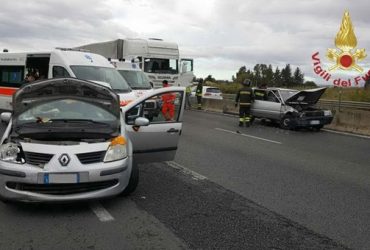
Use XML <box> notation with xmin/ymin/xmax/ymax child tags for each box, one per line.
<box><xmin>59</xmin><ymin>154</ymin><xmax>70</xmax><ymax>166</ymax></box>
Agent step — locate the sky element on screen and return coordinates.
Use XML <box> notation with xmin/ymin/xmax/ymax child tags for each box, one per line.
<box><xmin>0</xmin><ymin>0</ymin><xmax>369</xmax><ymax>86</ymax></box>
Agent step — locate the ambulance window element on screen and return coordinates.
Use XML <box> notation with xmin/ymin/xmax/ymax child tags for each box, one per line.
<box><xmin>0</xmin><ymin>66</ymin><xmax>24</xmax><ymax>87</ymax></box>
<box><xmin>53</xmin><ymin>66</ymin><xmax>71</xmax><ymax>78</ymax></box>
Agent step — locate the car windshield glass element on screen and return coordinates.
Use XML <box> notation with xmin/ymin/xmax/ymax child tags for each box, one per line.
<box><xmin>144</xmin><ymin>58</ymin><xmax>178</xmax><ymax>74</ymax></box>
<box><xmin>118</xmin><ymin>70</ymin><xmax>152</xmax><ymax>89</ymax></box>
<box><xmin>279</xmin><ymin>89</ymin><xmax>299</xmax><ymax>101</ymax></box>
<box><xmin>70</xmin><ymin>66</ymin><xmax>130</xmax><ymax>92</ymax></box>
<box><xmin>16</xmin><ymin>99</ymin><xmax>117</xmax><ymax>125</ymax></box>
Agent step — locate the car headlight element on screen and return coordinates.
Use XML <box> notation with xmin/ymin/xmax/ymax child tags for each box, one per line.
<box><xmin>0</xmin><ymin>143</ymin><xmax>25</xmax><ymax>164</ymax></box>
<box><xmin>324</xmin><ymin>110</ymin><xmax>332</xmax><ymax>116</ymax></box>
<box><xmin>104</xmin><ymin>136</ymin><xmax>127</xmax><ymax>162</ymax></box>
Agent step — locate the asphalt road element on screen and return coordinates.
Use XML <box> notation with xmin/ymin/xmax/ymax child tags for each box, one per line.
<box><xmin>175</xmin><ymin>110</ymin><xmax>370</xmax><ymax>250</ymax></box>
<box><xmin>0</xmin><ymin>110</ymin><xmax>369</xmax><ymax>249</ymax></box>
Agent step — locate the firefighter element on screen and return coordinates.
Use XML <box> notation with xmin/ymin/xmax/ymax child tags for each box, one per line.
<box><xmin>235</xmin><ymin>79</ymin><xmax>254</xmax><ymax>127</ymax></box>
<box><xmin>185</xmin><ymin>85</ymin><xmax>192</xmax><ymax>109</ymax></box>
<box><xmin>161</xmin><ymin>80</ymin><xmax>176</xmax><ymax>121</ymax></box>
<box><xmin>196</xmin><ymin>78</ymin><xmax>203</xmax><ymax>110</ymax></box>
<box><xmin>254</xmin><ymin>83</ymin><xmax>267</xmax><ymax>100</ymax></box>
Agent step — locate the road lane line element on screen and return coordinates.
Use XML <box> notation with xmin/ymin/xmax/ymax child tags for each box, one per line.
<box><xmin>166</xmin><ymin>161</ymin><xmax>207</xmax><ymax>180</ymax></box>
<box><xmin>322</xmin><ymin>129</ymin><xmax>370</xmax><ymax>139</ymax></box>
<box><xmin>90</xmin><ymin>202</ymin><xmax>115</xmax><ymax>222</ymax></box>
<box><xmin>215</xmin><ymin>128</ymin><xmax>282</xmax><ymax>145</ymax></box>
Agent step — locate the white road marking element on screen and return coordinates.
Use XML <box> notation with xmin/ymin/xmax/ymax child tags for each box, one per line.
<box><xmin>166</xmin><ymin>161</ymin><xmax>207</xmax><ymax>181</ymax></box>
<box><xmin>322</xmin><ymin>129</ymin><xmax>370</xmax><ymax>139</ymax></box>
<box><xmin>90</xmin><ymin>202</ymin><xmax>115</xmax><ymax>222</ymax></box>
<box><xmin>215</xmin><ymin>127</ymin><xmax>282</xmax><ymax>145</ymax></box>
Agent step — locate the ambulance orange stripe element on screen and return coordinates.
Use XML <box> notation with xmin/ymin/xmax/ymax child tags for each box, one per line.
<box><xmin>0</xmin><ymin>87</ymin><xmax>18</xmax><ymax>96</ymax></box>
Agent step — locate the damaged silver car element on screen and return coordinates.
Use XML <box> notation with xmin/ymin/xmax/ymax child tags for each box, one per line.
<box><xmin>0</xmin><ymin>78</ymin><xmax>185</xmax><ymax>202</ymax></box>
<box><xmin>251</xmin><ymin>87</ymin><xmax>333</xmax><ymax>130</ymax></box>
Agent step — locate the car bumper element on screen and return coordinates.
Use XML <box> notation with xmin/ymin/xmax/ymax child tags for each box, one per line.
<box><xmin>295</xmin><ymin>116</ymin><xmax>333</xmax><ymax>127</ymax></box>
<box><xmin>0</xmin><ymin>157</ymin><xmax>132</xmax><ymax>202</ymax></box>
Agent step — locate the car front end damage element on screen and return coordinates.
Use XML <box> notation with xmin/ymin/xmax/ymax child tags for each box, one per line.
<box><xmin>296</xmin><ymin>109</ymin><xmax>333</xmax><ymax>127</ymax></box>
<box><xmin>283</xmin><ymin>108</ymin><xmax>333</xmax><ymax>129</ymax></box>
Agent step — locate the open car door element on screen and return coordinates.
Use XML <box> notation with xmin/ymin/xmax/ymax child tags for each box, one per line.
<box><xmin>123</xmin><ymin>87</ymin><xmax>185</xmax><ymax>164</ymax></box>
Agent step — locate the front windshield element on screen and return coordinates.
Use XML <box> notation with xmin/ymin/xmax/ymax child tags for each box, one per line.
<box><xmin>279</xmin><ymin>89</ymin><xmax>299</xmax><ymax>101</ymax></box>
<box><xmin>118</xmin><ymin>70</ymin><xmax>152</xmax><ymax>89</ymax></box>
<box><xmin>144</xmin><ymin>58</ymin><xmax>178</xmax><ymax>74</ymax></box>
<box><xmin>17</xmin><ymin>99</ymin><xmax>117</xmax><ymax>125</ymax></box>
<box><xmin>70</xmin><ymin>66</ymin><xmax>130</xmax><ymax>93</ymax></box>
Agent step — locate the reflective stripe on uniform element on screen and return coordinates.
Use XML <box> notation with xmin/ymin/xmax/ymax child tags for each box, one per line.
<box><xmin>240</xmin><ymin>91</ymin><xmax>251</xmax><ymax>94</ymax></box>
<box><xmin>239</xmin><ymin>103</ymin><xmax>251</xmax><ymax>105</ymax></box>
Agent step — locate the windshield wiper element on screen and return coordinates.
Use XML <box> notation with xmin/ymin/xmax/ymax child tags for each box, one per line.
<box><xmin>49</xmin><ymin>119</ymin><xmax>110</xmax><ymax>124</ymax></box>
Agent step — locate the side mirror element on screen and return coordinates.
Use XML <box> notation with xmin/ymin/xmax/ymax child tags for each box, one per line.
<box><xmin>134</xmin><ymin>117</ymin><xmax>150</xmax><ymax>126</ymax></box>
<box><xmin>1</xmin><ymin>112</ymin><xmax>11</xmax><ymax>124</ymax></box>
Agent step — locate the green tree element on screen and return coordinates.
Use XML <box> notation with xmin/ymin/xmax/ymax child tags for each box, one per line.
<box><xmin>304</xmin><ymin>81</ymin><xmax>317</xmax><ymax>88</ymax></box>
<box><xmin>293</xmin><ymin>67</ymin><xmax>304</xmax><ymax>85</ymax></box>
<box><xmin>205</xmin><ymin>75</ymin><xmax>216</xmax><ymax>82</ymax></box>
<box><xmin>263</xmin><ymin>64</ymin><xmax>274</xmax><ymax>86</ymax></box>
<box><xmin>235</xmin><ymin>66</ymin><xmax>247</xmax><ymax>84</ymax></box>
<box><xmin>253</xmin><ymin>64</ymin><xmax>261</xmax><ymax>86</ymax></box>
<box><xmin>281</xmin><ymin>64</ymin><xmax>293</xmax><ymax>87</ymax></box>
<box><xmin>273</xmin><ymin>67</ymin><xmax>282</xmax><ymax>87</ymax></box>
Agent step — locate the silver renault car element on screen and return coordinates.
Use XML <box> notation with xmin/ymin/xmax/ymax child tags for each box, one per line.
<box><xmin>0</xmin><ymin>78</ymin><xmax>185</xmax><ymax>202</ymax></box>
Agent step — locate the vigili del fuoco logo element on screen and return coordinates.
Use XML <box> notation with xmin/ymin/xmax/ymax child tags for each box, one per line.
<box><xmin>311</xmin><ymin>11</ymin><xmax>369</xmax><ymax>87</ymax></box>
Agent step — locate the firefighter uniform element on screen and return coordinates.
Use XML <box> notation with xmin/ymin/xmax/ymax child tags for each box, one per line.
<box><xmin>185</xmin><ymin>85</ymin><xmax>192</xmax><ymax>109</ymax></box>
<box><xmin>196</xmin><ymin>79</ymin><xmax>203</xmax><ymax>110</ymax></box>
<box><xmin>235</xmin><ymin>80</ymin><xmax>253</xmax><ymax>127</ymax></box>
<box><xmin>254</xmin><ymin>89</ymin><xmax>266</xmax><ymax>100</ymax></box>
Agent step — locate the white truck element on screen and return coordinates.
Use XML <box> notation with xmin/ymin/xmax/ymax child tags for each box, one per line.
<box><xmin>75</xmin><ymin>38</ymin><xmax>195</xmax><ymax>88</ymax></box>
<box><xmin>0</xmin><ymin>48</ymin><xmax>137</xmax><ymax>110</ymax></box>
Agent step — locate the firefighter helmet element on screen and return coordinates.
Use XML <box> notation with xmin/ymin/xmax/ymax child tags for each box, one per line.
<box><xmin>243</xmin><ymin>79</ymin><xmax>251</xmax><ymax>86</ymax></box>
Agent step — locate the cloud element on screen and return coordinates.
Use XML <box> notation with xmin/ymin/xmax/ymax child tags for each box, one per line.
<box><xmin>0</xmin><ymin>0</ymin><xmax>369</xmax><ymax>83</ymax></box>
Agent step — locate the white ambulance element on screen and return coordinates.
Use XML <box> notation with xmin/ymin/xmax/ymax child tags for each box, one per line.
<box><xmin>0</xmin><ymin>48</ymin><xmax>136</xmax><ymax>111</ymax></box>
<box><xmin>112</xmin><ymin>60</ymin><xmax>154</xmax><ymax>96</ymax></box>
<box><xmin>111</xmin><ymin>61</ymin><xmax>161</xmax><ymax>120</ymax></box>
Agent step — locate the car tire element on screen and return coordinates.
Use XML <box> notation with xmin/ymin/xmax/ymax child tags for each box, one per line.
<box><xmin>280</xmin><ymin>114</ymin><xmax>295</xmax><ymax>130</ymax></box>
<box><xmin>120</xmin><ymin>162</ymin><xmax>139</xmax><ymax>196</ymax></box>
<box><xmin>312</xmin><ymin>125</ymin><xmax>323</xmax><ymax>131</ymax></box>
<box><xmin>0</xmin><ymin>196</ymin><xmax>11</xmax><ymax>204</ymax></box>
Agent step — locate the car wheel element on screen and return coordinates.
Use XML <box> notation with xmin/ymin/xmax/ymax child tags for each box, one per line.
<box><xmin>280</xmin><ymin>114</ymin><xmax>295</xmax><ymax>130</ymax></box>
<box><xmin>120</xmin><ymin>162</ymin><xmax>139</xmax><ymax>196</ymax></box>
<box><xmin>312</xmin><ymin>125</ymin><xmax>323</xmax><ymax>131</ymax></box>
<box><xmin>0</xmin><ymin>196</ymin><xmax>11</xmax><ymax>204</ymax></box>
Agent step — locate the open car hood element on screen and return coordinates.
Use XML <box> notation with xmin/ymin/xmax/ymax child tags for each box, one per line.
<box><xmin>12</xmin><ymin>78</ymin><xmax>120</xmax><ymax>118</ymax></box>
<box><xmin>284</xmin><ymin>87</ymin><xmax>327</xmax><ymax>105</ymax></box>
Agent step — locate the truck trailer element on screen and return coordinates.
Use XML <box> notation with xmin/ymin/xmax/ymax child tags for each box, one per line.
<box><xmin>75</xmin><ymin>38</ymin><xmax>194</xmax><ymax>88</ymax></box>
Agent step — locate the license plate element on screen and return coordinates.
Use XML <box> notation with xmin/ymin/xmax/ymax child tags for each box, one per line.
<box><xmin>310</xmin><ymin>120</ymin><xmax>320</xmax><ymax>125</ymax></box>
<box><xmin>44</xmin><ymin>173</ymin><xmax>79</xmax><ymax>184</ymax></box>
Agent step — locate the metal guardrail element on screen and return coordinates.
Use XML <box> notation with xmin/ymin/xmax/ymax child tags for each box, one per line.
<box><xmin>221</xmin><ymin>94</ymin><xmax>370</xmax><ymax>111</ymax></box>
<box><xmin>317</xmin><ymin>100</ymin><xmax>370</xmax><ymax>111</ymax></box>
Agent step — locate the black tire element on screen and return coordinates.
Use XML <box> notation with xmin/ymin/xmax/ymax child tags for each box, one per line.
<box><xmin>120</xmin><ymin>163</ymin><xmax>139</xmax><ymax>196</ymax></box>
<box><xmin>312</xmin><ymin>125</ymin><xmax>323</xmax><ymax>131</ymax></box>
<box><xmin>280</xmin><ymin>114</ymin><xmax>295</xmax><ymax>130</ymax></box>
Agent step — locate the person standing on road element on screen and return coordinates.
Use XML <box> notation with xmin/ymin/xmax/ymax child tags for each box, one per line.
<box><xmin>235</xmin><ymin>79</ymin><xmax>254</xmax><ymax>127</ymax></box>
<box><xmin>161</xmin><ymin>80</ymin><xmax>176</xmax><ymax>121</ymax></box>
<box><xmin>196</xmin><ymin>78</ymin><xmax>203</xmax><ymax>110</ymax></box>
<box><xmin>185</xmin><ymin>85</ymin><xmax>192</xmax><ymax>109</ymax></box>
